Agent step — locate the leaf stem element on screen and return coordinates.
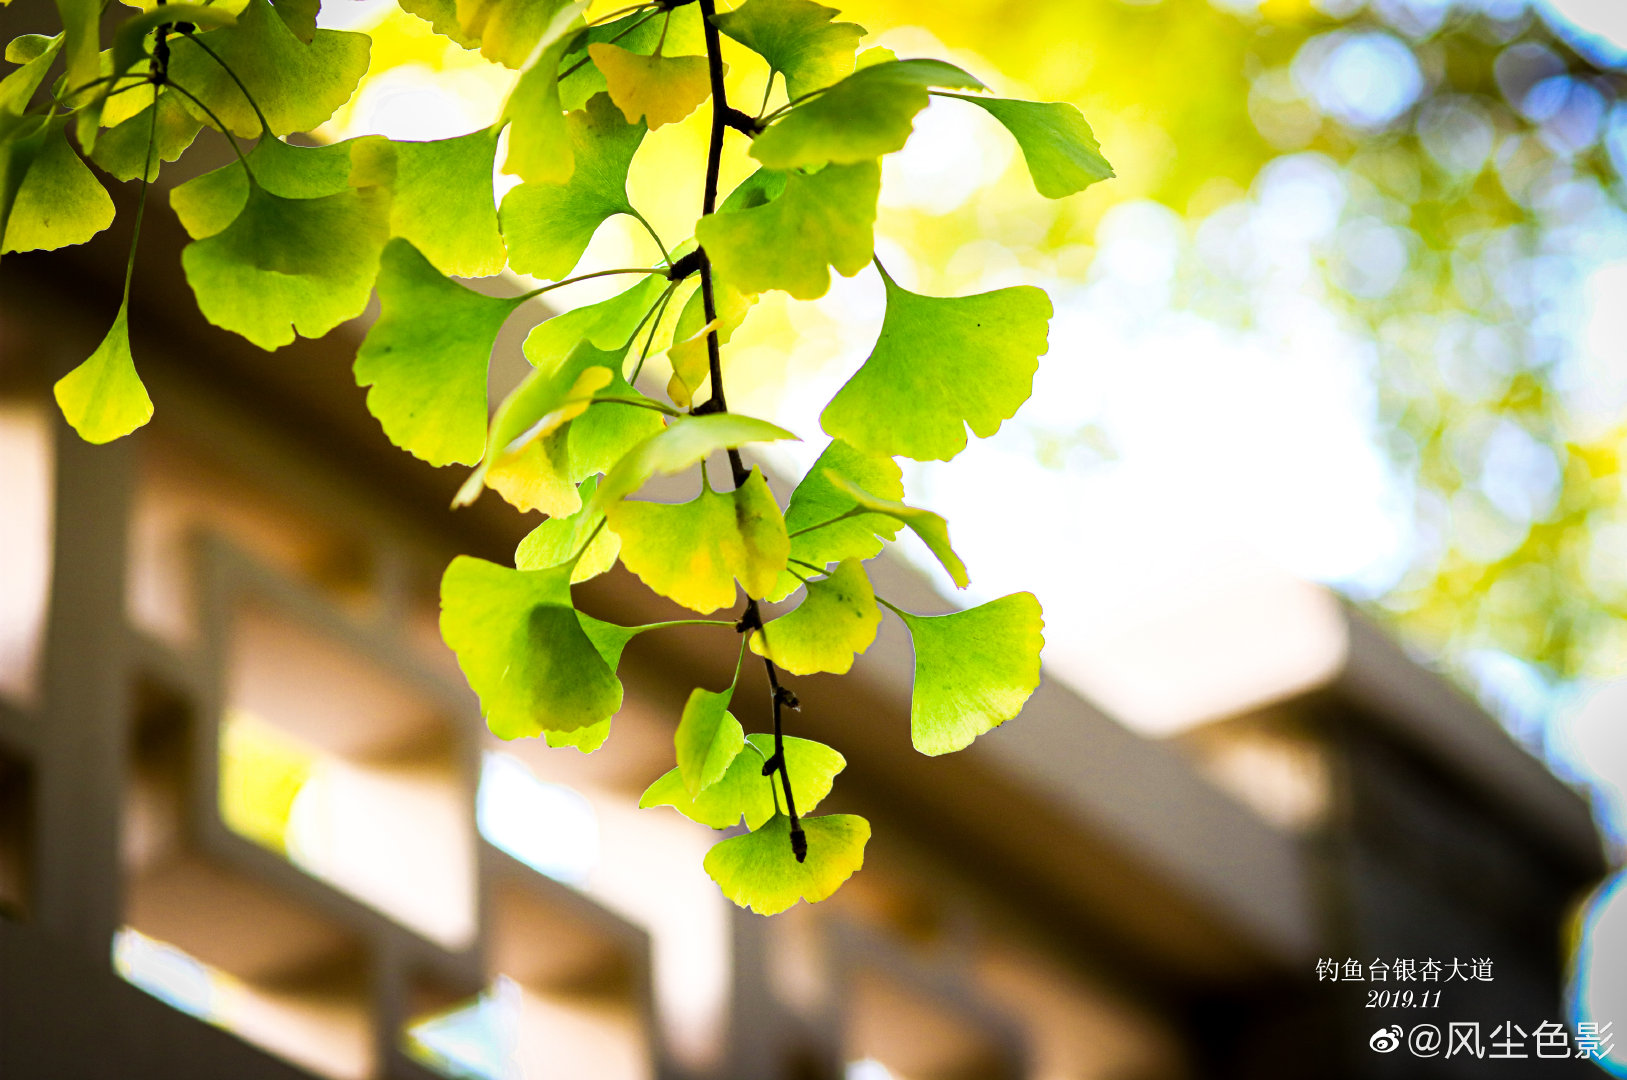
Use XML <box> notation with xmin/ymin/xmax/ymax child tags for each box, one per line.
<box><xmin>594</xmin><ymin>394</ymin><xmax>680</xmax><ymax>415</ymax></box>
<box><xmin>785</xmin><ymin>505</ymin><xmax>868</xmax><ymax>539</ymax></box>
<box><xmin>516</xmin><ymin>266</ymin><xmax>664</xmax><ymax>301</ymax></box>
<box><xmin>116</xmin><ymin>87</ymin><xmax>162</xmax><ymax>306</ymax></box>
<box><xmin>628</xmin><ymin>282</ymin><xmax>678</xmax><ymax>384</ymax></box>
<box><xmin>628</xmin><ymin>207</ymin><xmax>671</xmax><ymax>265</ymax></box>
<box><xmin>697</xmin><ymin>0</ymin><xmax>806</xmax><ymax>862</ymax></box>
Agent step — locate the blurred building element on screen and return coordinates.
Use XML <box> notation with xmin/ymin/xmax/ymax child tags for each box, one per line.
<box><xmin>0</xmin><ymin>164</ymin><xmax>1607</xmax><ymax>1080</ymax></box>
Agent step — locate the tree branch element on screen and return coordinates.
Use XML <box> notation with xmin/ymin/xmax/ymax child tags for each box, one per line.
<box><xmin>697</xmin><ymin>0</ymin><xmax>806</xmax><ymax>861</ymax></box>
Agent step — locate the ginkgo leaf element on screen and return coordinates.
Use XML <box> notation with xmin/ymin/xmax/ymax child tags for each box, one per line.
<box><xmin>898</xmin><ymin>593</ymin><xmax>1043</xmax><ymax>755</ymax></box>
<box><xmin>695</xmin><ymin>161</ymin><xmax>878</xmax><ymax>300</ymax></box>
<box><xmin>748</xmin><ymin>58</ymin><xmax>984</xmax><ymax>171</ymax></box>
<box><xmin>558</xmin><ymin>5</ymin><xmax>704</xmax><ymax>111</ymax></box>
<box><xmin>0</xmin><ymin>32</ymin><xmax>62</xmax><ymax>115</ymax></box>
<box><xmin>704</xmin><ymin>813</ymin><xmax>869</xmax><ymax>914</ymax></box>
<box><xmin>542</xmin><ymin>612</ymin><xmax>643</xmax><ymax>751</ymax></box>
<box><xmin>266</xmin><ymin>0</ymin><xmax>318</xmax><ymax>41</ymax></box>
<box><xmin>461</xmin><ymin>337</ymin><xmax>664</xmax><ymax>513</ymax></box>
<box><xmin>456</xmin><ymin>0</ymin><xmax>579</xmax><ymax>68</ymax></box>
<box><xmin>440</xmin><ymin>556</ymin><xmax>623</xmax><ymax>738</ymax></box>
<box><xmin>53</xmin><ymin>0</ymin><xmax>101</xmax><ymax>145</ymax></box>
<box><xmin>776</xmin><ymin>438</ymin><xmax>901</xmax><ymax>594</ymax></box>
<box><xmin>0</xmin><ymin>114</ymin><xmax>48</xmax><ymax>255</ymax></box>
<box><xmin>90</xmin><ymin>87</ymin><xmax>204</xmax><ymax>182</ymax></box>
<box><xmin>588</xmin><ymin>43</ymin><xmax>712</xmax><ymax>130</ymax></box>
<box><xmin>821</xmin><ymin>269</ymin><xmax>1051</xmax><ymax>461</ymax></box>
<box><xmin>2</xmin><ymin>118</ymin><xmax>112</xmax><ymax>252</ymax></box>
<box><xmin>170</xmin><ymin>135</ymin><xmax>357</xmax><ymax>239</ymax></box>
<box><xmin>397</xmin><ymin>0</ymin><xmax>479</xmax><ymax>48</ymax></box>
<box><xmin>608</xmin><ymin>467</ymin><xmax>789</xmax><ymax>613</ymax></box>
<box><xmin>826</xmin><ymin>473</ymin><xmax>968</xmax><ymax>587</ymax></box>
<box><xmin>352</xmin><ymin>129</ymin><xmax>507</xmax><ymax>277</ymax></box>
<box><xmin>751</xmin><ymin>558</ymin><xmax>878</xmax><ymax>675</ymax></box>
<box><xmin>501</xmin><ymin>37</ymin><xmax>573</xmax><ymax>184</ymax></box>
<box><xmin>963</xmin><ymin>97</ymin><xmax>1113</xmax><ymax>199</ymax></box>
<box><xmin>111</xmin><ymin>3</ymin><xmax>236</xmax><ymax>79</ymax></box>
<box><xmin>354</xmin><ymin>238</ymin><xmax>520</xmax><ymax>466</ymax></box>
<box><xmin>640</xmin><ymin>733</ymin><xmax>844</xmax><ymax>829</ymax></box>
<box><xmin>471</xmin><ymin>359</ymin><xmax>611</xmax><ymax>510</ymax></box>
<box><xmin>500</xmin><ymin>92</ymin><xmax>643</xmax><ymax>279</ymax></box>
<box><xmin>167</xmin><ymin>0</ymin><xmax>370</xmax><ymax>138</ymax></box>
<box><xmin>665</xmin><ymin>317</ymin><xmax>718</xmax><ymax>409</ymax></box>
<box><xmin>52</xmin><ymin>301</ymin><xmax>152</xmax><ymax>443</ymax></box>
<box><xmin>523</xmin><ymin>275</ymin><xmax>668</xmax><ymax>370</ymax></box>
<box><xmin>515</xmin><ymin>477</ymin><xmax>621</xmax><ymax>582</ymax></box>
<box><xmin>591</xmin><ymin>412</ymin><xmax>797</xmax><ymax>509</ymax></box>
<box><xmin>712</xmin><ymin>0</ymin><xmax>865</xmax><ymax>101</ymax></box>
<box><xmin>674</xmin><ymin>684</ymin><xmax>744</xmax><ymax>795</ymax></box>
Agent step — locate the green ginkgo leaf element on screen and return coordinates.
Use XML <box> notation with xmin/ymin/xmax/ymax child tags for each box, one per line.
<box><xmin>674</xmin><ymin>684</ymin><xmax>744</xmax><ymax>795</ymax></box>
<box><xmin>355</xmin><ymin>238</ymin><xmax>522</xmax><ymax>467</ymax></box>
<box><xmin>825</xmin><ymin>474</ymin><xmax>967</xmax><ymax>588</ymax></box>
<box><xmin>589</xmin><ymin>43</ymin><xmax>712</xmax><ymax>130</ymax></box>
<box><xmin>591</xmin><ymin>412</ymin><xmax>797</xmax><ymax>509</ymax></box>
<box><xmin>2</xmin><ymin>118</ymin><xmax>112</xmax><ymax>252</ymax></box>
<box><xmin>90</xmin><ymin>87</ymin><xmax>204</xmax><ymax>182</ymax></box>
<box><xmin>898</xmin><ymin>592</ymin><xmax>1043</xmax><ymax>756</ymax></box>
<box><xmin>751</xmin><ymin>558</ymin><xmax>878</xmax><ymax>675</ymax></box>
<box><xmin>353</xmin><ymin>129</ymin><xmax>507</xmax><ymax>277</ymax></box>
<box><xmin>440</xmin><ymin>555</ymin><xmax>623</xmax><ymax>739</ymax></box>
<box><xmin>712</xmin><ymin>0</ymin><xmax>865</xmax><ymax>101</ymax></box>
<box><xmin>53</xmin><ymin>0</ymin><xmax>101</xmax><ymax>144</ymax></box>
<box><xmin>963</xmin><ymin>97</ymin><xmax>1113</xmax><ymax>199</ymax></box>
<box><xmin>640</xmin><ymin>733</ymin><xmax>844</xmax><ymax>829</ymax></box>
<box><xmin>704</xmin><ymin>812</ymin><xmax>869</xmax><ymax>915</ymax></box>
<box><xmin>0</xmin><ymin>114</ymin><xmax>48</xmax><ymax>259</ymax></box>
<box><xmin>170</xmin><ymin>135</ymin><xmax>359</xmax><ymax>239</ymax></box>
<box><xmin>821</xmin><ymin>268</ymin><xmax>1051</xmax><ymax>461</ymax></box>
<box><xmin>0</xmin><ymin>32</ymin><xmax>62</xmax><ymax>115</ymax></box>
<box><xmin>52</xmin><ymin>301</ymin><xmax>152</xmax><ymax>443</ymax></box>
<box><xmin>270</xmin><ymin>0</ymin><xmax>320</xmax><ymax>42</ymax></box>
<box><xmin>748</xmin><ymin>58</ymin><xmax>984</xmax><ymax>171</ymax></box>
<box><xmin>523</xmin><ymin>274</ymin><xmax>667</xmax><ymax>370</ymax></box>
<box><xmin>167</xmin><ymin>0</ymin><xmax>370</xmax><ymax>138</ymax></box>
<box><xmin>501</xmin><ymin>92</ymin><xmax>643</xmax><ymax>279</ymax></box>
<box><xmin>770</xmin><ymin>438</ymin><xmax>901</xmax><ymax>599</ymax></box>
<box><xmin>558</xmin><ymin>5</ymin><xmax>705</xmax><ymax>111</ymax></box>
<box><xmin>608</xmin><ymin>467</ymin><xmax>789</xmax><ymax>613</ymax></box>
<box><xmin>456</xmin><ymin>0</ymin><xmax>579</xmax><ymax>68</ymax></box>
<box><xmin>501</xmin><ymin>37</ymin><xmax>573</xmax><ymax>185</ymax></box>
<box><xmin>695</xmin><ymin>160</ymin><xmax>878</xmax><ymax>300</ymax></box>
<box><xmin>542</xmin><ymin>612</ymin><xmax>644</xmax><ymax>752</ymax></box>
<box><xmin>515</xmin><ymin>477</ymin><xmax>622</xmax><ymax>583</ymax></box>
<box><xmin>397</xmin><ymin>0</ymin><xmax>479</xmax><ymax>48</ymax></box>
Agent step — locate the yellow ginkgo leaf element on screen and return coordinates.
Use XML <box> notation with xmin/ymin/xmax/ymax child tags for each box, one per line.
<box><xmin>588</xmin><ymin>42</ymin><xmax>716</xmax><ymax>130</ymax></box>
<box><xmin>667</xmin><ymin>317</ymin><xmax>720</xmax><ymax>409</ymax></box>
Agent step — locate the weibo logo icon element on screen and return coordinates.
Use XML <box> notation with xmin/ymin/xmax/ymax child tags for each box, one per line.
<box><xmin>1370</xmin><ymin>1025</ymin><xmax>1404</xmax><ymax>1053</ymax></box>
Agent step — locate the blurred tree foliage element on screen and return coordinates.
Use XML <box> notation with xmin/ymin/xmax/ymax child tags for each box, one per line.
<box><xmin>838</xmin><ymin>0</ymin><xmax>1627</xmax><ymax>704</ymax></box>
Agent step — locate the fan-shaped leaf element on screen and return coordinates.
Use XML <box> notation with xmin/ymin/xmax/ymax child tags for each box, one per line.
<box><xmin>52</xmin><ymin>300</ymin><xmax>152</xmax><ymax>443</ymax></box>
<box><xmin>769</xmin><ymin>438</ymin><xmax>901</xmax><ymax>599</ymax></box>
<box><xmin>589</xmin><ymin>42</ymin><xmax>712</xmax><ymax>129</ymax></box>
<box><xmin>899</xmin><ymin>593</ymin><xmax>1043</xmax><ymax>755</ymax></box>
<box><xmin>591</xmin><ymin>412</ymin><xmax>797</xmax><ymax>509</ymax></box>
<box><xmin>821</xmin><ymin>269</ymin><xmax>1051</xmax><ymax>461</ymax></box>
<box><xmin>356</xmin><ymin>238</ymin><xmax>523</xmax><ymax>467</ymax></box>
<box><xmin>608</xmin><ymin>467</ymin><xmax>789</xmax><ymax>613</ymax></box>
<box><xmin>440</xmin><ymin>556</ymin><xmax>623</xmax><ymax>739</ymax></box>
<box><xmin>500</xmin><ymin>92</ymin><xmax>643</xmax><ymax>279</ymax></box>
<box><xmin>170</xmin><ymin>135</ymin><xmax>358</xmax><ymax>239</ymax></box>
<box><xmin>2</xmin><ymin>117</ymin><xmax>112</xmax><ymax>252</ymax></box>
<box><xmin>964</xmin><ymin>97</ymin><xmax>1113</xmax><ymax>199</ymax></box>
<box><xmin>712</xmin><ymin>0</ymin><xmax>865</xmax><ymax>100</ymax></box>
<box><xmin>705</xmin><ymin>813</ymin><xmax>869</xmax><ymax>915</ymax></box>
<box><xmin>353</xmin><ymin>129</ymin><xmax>506</xmax><ymax>277</ymax></box>
<box><xmin>515</xmin><ymin>477</ymin><xmax>621</xmax><ymax>583</ymax></box>
<box><xmin>751</xmin><ymin>558</ymin><xmax>878</xmax><ymax>675</ymax></box>
<box><xmin>825</xmin><ymin>474</ymin><xmax>967</xmax><ymax>587</ymax></box>
<box><xmin>640</xmin><ymin>734</ymin><xmax>844</xmax><ymax>829</ymax></box>
<box><xmin>90</xmin><ymin>87</ymin><xmax>204</xmax><ymax>182</ymax></box>
<box><xmin>695</xmin><ymin>160</ymin><xmax>878</xmax><ymax>300</ymax></box>
<box><xmin>167</xmin><ymin>0</ymin><xmax>370</xmax><ymax>138</ymax></box>
<box><xmin>748</xmin><ymin>58</ymin><xmax>983</xmax><ymax>171</ymax></box>
<box><xmin>675</xmin><ymin>684</ymin><xmax>744</xmax><ymax>795</ymax></box>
